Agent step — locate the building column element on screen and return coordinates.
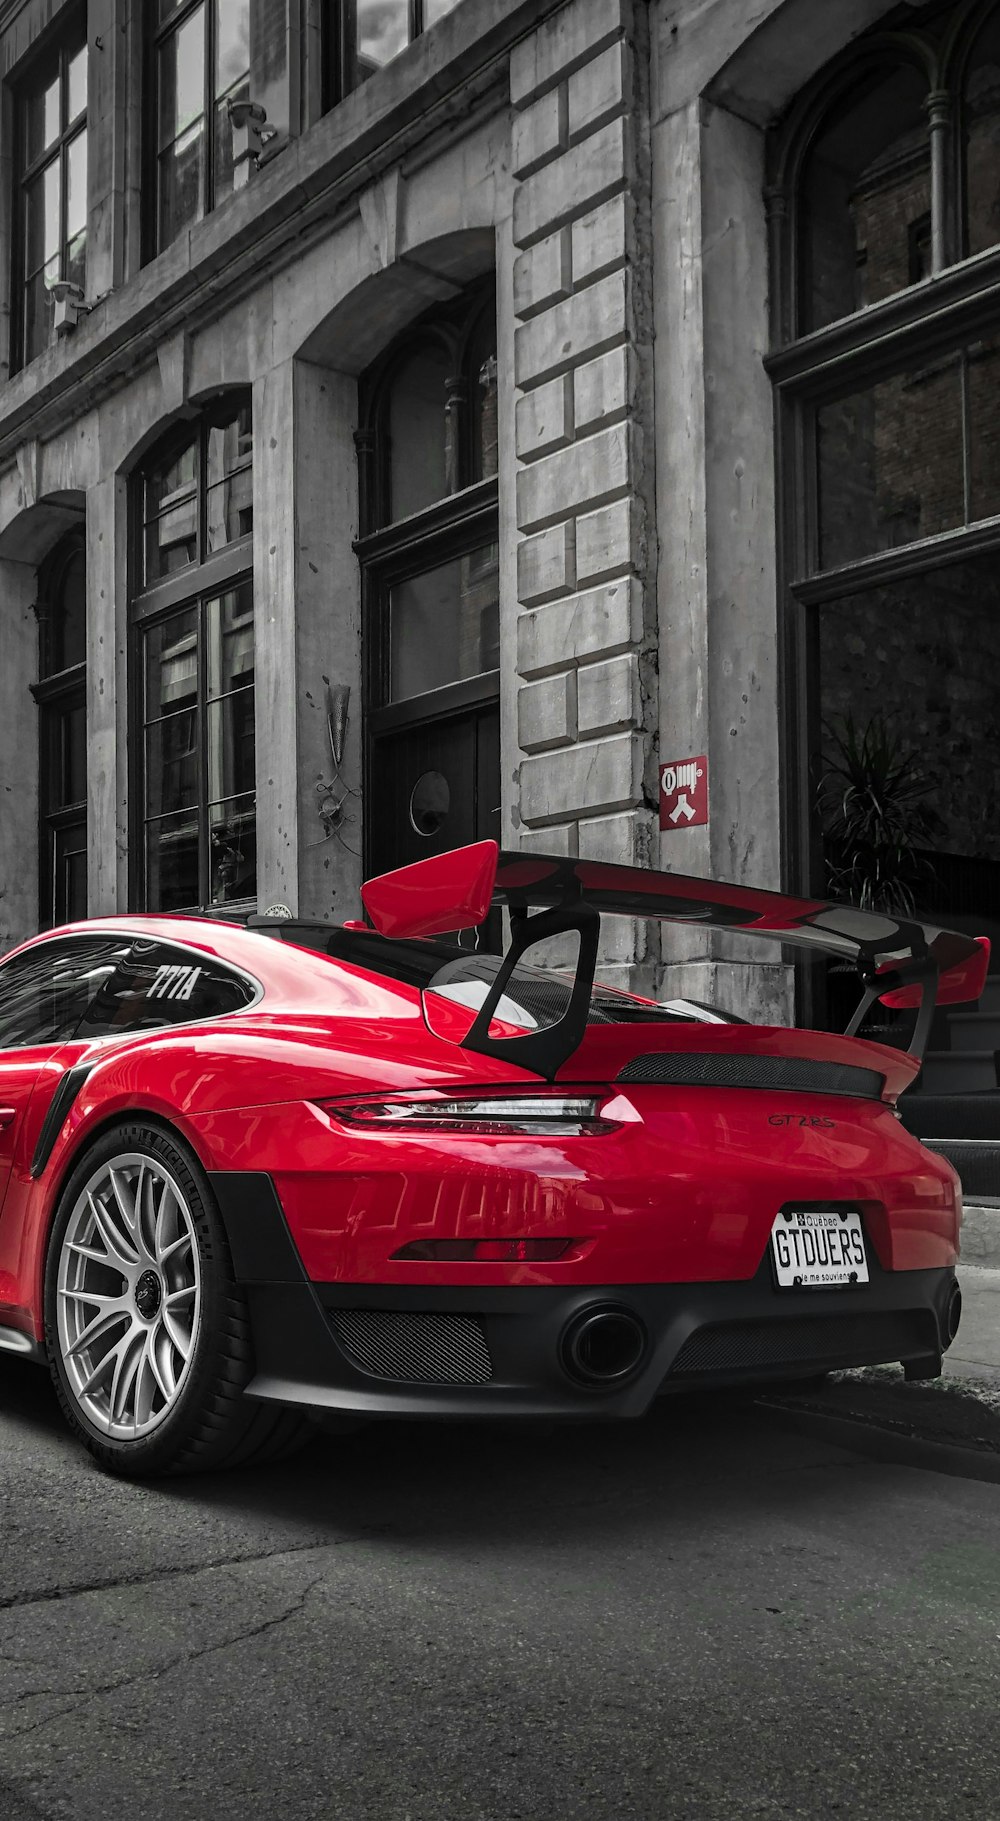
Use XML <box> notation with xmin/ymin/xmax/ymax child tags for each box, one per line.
<box><xmin>86</xmin><ymin>472</ymin><xmax>127</xmax><ymax>914</ymax></box>
<box><xmin>0</xmin><ymin>559</ymin><xmax>38</xmax><ymax>950</ymax></box>
<box><xmin>652</xmin><ymin>97</ymin><xmax>790</xmax><ymax>1021</ymax></box>
<box><xmin>508</xmin><ymin>0</ymin><xmax>658</xmax><ymax>993</ymax></box>
<box><xmin>292</xmin><ymin>359</ymin><xmax>362</xmax><ymax>924</ymax></box>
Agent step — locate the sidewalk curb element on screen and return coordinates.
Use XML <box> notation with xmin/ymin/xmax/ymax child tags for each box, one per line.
<box><xmin>760</xmin><ymin>1400</ymin><xmax>1000</xmax><ymax>1485</ymax></box>
<box><xmin>960</xmin><ymin>1204</ymin><xmax>1000</xmax><ymax>1268</ymax></box>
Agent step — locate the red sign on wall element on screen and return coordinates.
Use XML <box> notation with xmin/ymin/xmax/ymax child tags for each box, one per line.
<box><xmin>659</xmin><ymin>755</ymin><xmax>708</xmax><ymax>832</ymax></box>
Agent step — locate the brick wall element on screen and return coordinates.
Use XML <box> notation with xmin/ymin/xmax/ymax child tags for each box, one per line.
<box><xmin>508</xmin><ymin>0</ymin><xmax>657</xmax><ymax>982</ymax></box>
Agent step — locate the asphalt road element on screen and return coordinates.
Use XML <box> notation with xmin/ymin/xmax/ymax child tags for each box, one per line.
<box><xmin>2</xmin><ymin>1361</ymin><xmax>1000</xmax><ymax>1821</ymax></box>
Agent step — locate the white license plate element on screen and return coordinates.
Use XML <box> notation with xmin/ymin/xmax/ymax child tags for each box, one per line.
<box><xmin>770</xmin><ymin>1208</ymin><xmax>869</xmax><ymax>1288</ymax></box>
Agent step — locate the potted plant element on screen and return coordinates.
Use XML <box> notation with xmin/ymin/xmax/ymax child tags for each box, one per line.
<box><xmin>817</xmin><ymin>712</ymin><xmax>941</xmax><ymax>915</ymax></box>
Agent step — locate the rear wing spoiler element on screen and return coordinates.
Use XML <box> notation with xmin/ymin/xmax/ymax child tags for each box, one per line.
<box><xmin>361</xmin><ymin>841</ymin><xmax>990</xmax><ymax>1079</ymax></box>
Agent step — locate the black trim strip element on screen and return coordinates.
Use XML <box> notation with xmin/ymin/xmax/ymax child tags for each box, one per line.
<box><xmin>30</xmin><ymin>1061</ymin><xmax>95</xmax><ymax>1177</ymax></box>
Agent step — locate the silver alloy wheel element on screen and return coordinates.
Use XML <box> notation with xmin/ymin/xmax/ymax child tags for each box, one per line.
<box><xmin>55</xmin><ymin>1152</ymin><xmax>202</xmax><ymax>1439</ymax></box>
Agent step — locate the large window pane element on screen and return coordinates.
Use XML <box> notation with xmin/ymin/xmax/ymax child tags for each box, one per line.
<box><xmin>146</xmin><ymin>810</ymin><xmax>200</xmax><ymax>912</ymax></box>
<box><xmin>67</xmin><ymin>44</ymin><xmax>87</xmax><ymax>124</ymax></box>
<box><xmin>206</xmin><ymin>586</ymin><xmax>254</xmax><ymax>697</ymax></box>
<box><xmin>388</xmin><ymin>345</ymin><xmax>452</xmax><ymax>520</ymax></box>
<box><xmin>964</xmin><ymin>12</ymin><xmax>1000</xmax><ymax>259</ymax></box>
<box><xmin>159</xmin><ymin>9</ymin><xmax>205</xmax><ymax>148</ymax></box>
<box><xmin>425</xmin><ymin>0</ymin><xmax>464</xmax><ymax>23</ymax></box>
<box><xmin>25</xmin><ymin>161</ymin><xmax>61</xmax><ymax>274</ymax></box>
<box><xmin>356</xmin><ymin>0</ymin><xmax>410</xmax><ymax>82</ymax></box>
<box><xmin>389</xmin><ymin>544</ymin><xmax>499</xmax><ymax>699</ymax></box>
<box><xmin>216</xmin><ymin>0</ymin><xmax>251</xmax><ymax>98</ymax></box>
<box><xmin>48</xmin><ymin>545</ymin><xmax>87</xmax><ymax>673</ymax></box>
<box><xmin>967</xmin><ymin>332</ymin><xmax>1000</xmax><ymax>524</ymax></box>
<box><xmin>145</xmin><ymin>607</ymin><xmax>199</xmax><ymax>719</ymax></box>
<box><xmin>24</xmin><ymin>68</ymin><xmax>60</xmax><ymax>163</ymax></box>
<box><xmin>24</xmin><ymin>258</ymin><xmax>60</xmax><ymax>364</ymax></box>
<box><xmin>209</xmin><ymin>794</ymin><xmax>256</xmax><ymax>904</ymax></box>
<box><xmin>816</xmin><ymin>557</ymin><xmax>1000</xmax><ymax>916</ymax></box>
<box><xmin>145</xmin><ymin>712</ymin><xmax>200</xmax><ymax>818</ymax></box>
<box><xmin>799</xmin><ymin>62</ymin><xmax>930</xmax><ymax>334</ymax></box>
<box><xmin>60</xmin><ymin>702</ymin><xmax>88</xmax><ymax>807</ymax></box>
<box><xmin>816</xmin><ymin>354</ymin><xmax>965</xmax><ymax>568</ymax></box>
<box><xmin>144</xmin><ymin>439</ymin><xmax>198</xmax><ymax>582</ymax></box>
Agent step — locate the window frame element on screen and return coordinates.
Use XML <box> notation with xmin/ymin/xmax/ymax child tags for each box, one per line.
<box><xmin>10</xmin><ymin>3</ymin><xmax>88</xmax><ymax>374</ymax></box>
<box><xmin>29</xmin><ymin>528</ymin><xmax>89</xmax><ymax>930</ymax></box>
<box><xmin>143</xmin><ymin>0</ymin><xmax>253</xmax><ymax>264</ymax></box>
<box><xmin>129</xmin><ymin>395</ymin><xmax>255</xmax><ymax>916</ymax></box>
<box><xmin>323</xmin><ymin>0</ymin><xmax>462</xmax><ymax>112</ymax></box>
<box><xmin>767</xmin><ymin>0</ymin><xmax>1000</xmax><ymax>1022</ymax></box>
<box><xmin>354</xmin><ymin>282</ymin><xmax>499</xmax><ymax>876</ymax></box>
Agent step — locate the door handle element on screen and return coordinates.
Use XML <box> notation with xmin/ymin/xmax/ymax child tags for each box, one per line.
<box><xmin>0</xmin><ymin>1109</ymin><xmax>15</xmax><ymax>1131</ymax></box>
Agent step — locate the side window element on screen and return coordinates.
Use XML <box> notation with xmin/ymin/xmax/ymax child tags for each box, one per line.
<box><xmin>76</xmin><ymin>942</ymin><xmax>257</xmax><ymax>1038</ymax></box>
<box><xmin>0</xmin><ymin>938</ymin><xmax>128</xmax><ymax>1049</ymax></box>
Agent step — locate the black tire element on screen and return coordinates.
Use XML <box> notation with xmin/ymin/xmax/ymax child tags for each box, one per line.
<box><xmin>44</xmin><ymin>1120</ymin><xmax>310</xmax><ymax>1478</ymax></box>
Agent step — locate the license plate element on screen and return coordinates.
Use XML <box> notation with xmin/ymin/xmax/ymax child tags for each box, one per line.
<box><xmin>770</xmin><ymin>1208</ymin><xmax>869</xmax><ymax>1288</ymax></box>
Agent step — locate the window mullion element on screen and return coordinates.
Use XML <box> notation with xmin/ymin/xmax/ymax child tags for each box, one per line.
<box><xmin>205</xmin><ymin>0</ymin><xmax>214</xmax><ymax>220</ymax></box>
<box><xmin>199</xmin><ymin>594</ymin><xmax>209</xmax><ymax>910</ymax></box>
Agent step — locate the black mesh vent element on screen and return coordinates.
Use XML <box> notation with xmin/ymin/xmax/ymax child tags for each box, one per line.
<box><xmin>669</xmin><ymin>1310</ymin><xmax>932</xmax><ymax>1376</ymax></box>
<box><xmin>617</xmin><ymin>1054</ymin><xmax>884</xmax><ymax>1097</ymax></box>
<box><xmin>331</xmin><ymin>1309</ymin><xmax>493</xmax><ymax>1384</ymax></box>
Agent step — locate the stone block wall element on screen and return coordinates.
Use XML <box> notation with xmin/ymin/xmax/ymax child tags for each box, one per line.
<box><xmin>508</xmin><ymin>0</ymin><xmax>658</xmax><ymax>989</ymax></box>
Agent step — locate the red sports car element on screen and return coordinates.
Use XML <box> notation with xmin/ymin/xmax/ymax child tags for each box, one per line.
<box><xmin>0</xmin><ymin>842</ymin><xmax>986</xmax><ymax>1477</ymax></box>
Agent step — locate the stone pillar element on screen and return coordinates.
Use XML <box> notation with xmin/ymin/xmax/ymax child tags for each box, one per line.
<box><xmin>88</xmin><ymin>0</ymin><xmax>129</xmax><ymax>298</ymax></box>
<box><xmin>0</xmin><ymin>558</ymin><xmax>38</xmax><ymax>950</ymax></box>
<box><xmin>509</xmin><ymin>0</ymin><xmax>657</xmax><ymax>992</ymax></box>
<box><xmin>252</xmin><ymin>359</ymin><xmax>300</xmax><ymax>914</ymax></box>
<box><xmin>292</xmin><ymin>360</ymin><xmax>363</xmax><ymax>924</ymax></box>
<box><xmin>652</xmin><ymin>97</ymin><xmax>790</xmax><ymax>1022</ymax></box>
<box><xmin>86</xmin><ymin>470</ymin><xmax>127</xmax><ymax>912</ymax></box>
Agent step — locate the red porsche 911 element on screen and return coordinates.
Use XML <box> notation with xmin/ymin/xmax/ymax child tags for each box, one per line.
<box><xmin>0</xmin><ymin>841</ymin><xmax>987</xmax><ymax>1477</ymax></box>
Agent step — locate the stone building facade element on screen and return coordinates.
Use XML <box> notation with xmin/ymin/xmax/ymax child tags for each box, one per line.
<box><xmin>1</xmin><ymin>0</ymin><xmax>999</xmax><ymax>1021</ymax></box>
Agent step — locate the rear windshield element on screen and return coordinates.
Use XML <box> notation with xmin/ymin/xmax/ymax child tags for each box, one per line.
<box><xmin>254</xmin><ymin>922</ymin><xmax>738</xmax><ymax>1027</ymax></box>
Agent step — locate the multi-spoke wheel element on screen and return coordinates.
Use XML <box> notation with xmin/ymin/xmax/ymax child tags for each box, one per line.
<box><xmin>45</xmin><ymin>1123</ymin><xmax>309</xmax><ymax>1477</ymax></box>
<box><xmin>56</xmin><ymin>1152</ymin><xmax>202</xmax><ymax>1439</ymax></box>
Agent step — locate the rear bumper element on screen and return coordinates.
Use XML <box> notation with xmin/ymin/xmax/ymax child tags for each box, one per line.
<box><xmin>211</xmin><ymin>1171</ymin><xmax>958</xmax><ymax>1420</ymax></box>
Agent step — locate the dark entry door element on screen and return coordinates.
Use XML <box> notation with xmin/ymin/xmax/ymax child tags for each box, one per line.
<box><xmin>367</xmin><ymin>698</ymin><xmax>500</xmax><ymax>877</ymax></box>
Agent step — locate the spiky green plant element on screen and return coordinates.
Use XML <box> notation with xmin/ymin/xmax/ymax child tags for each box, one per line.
<box><xmin>817</xmin><ymin>713</ymin><xmax>941</xmax><ymax>915</ymax></box>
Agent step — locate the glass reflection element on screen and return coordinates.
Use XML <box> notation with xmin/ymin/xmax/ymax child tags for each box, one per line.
<box><xmin>388</xmin><ymin>344</ymin><xmax>452</xmax><ymax>520</ymax></box>
<box><xmin>799</xmin><ymin>62</ymin><xmax>930</xmax><ymax>334</ymax></box>
<box><xmin>390</xmin><ymin>544</ymin><xmax>499</xmax><ymax>699</ymax></box>
<box><xmin>816</xmin><ymin>334</ymin><xmax>1000</xmax><ymax>570</ymax></box>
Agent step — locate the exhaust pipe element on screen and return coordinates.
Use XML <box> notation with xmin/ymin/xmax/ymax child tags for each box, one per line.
<box><xmin>560</xmin><ymin>1305</ymin><xmax>647</xmax><ymax>1388</ymax></box>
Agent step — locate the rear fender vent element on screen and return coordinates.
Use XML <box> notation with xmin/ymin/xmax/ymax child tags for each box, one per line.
<box><xmin>616</xmin><ymin>1054</ymin><xmax>884</xmax><ymax>1098</ymax></box>
<box><xmin>330</xmin><ymin>1309</ymin><xmax>493</xmax><ymax>1384</ymax></box>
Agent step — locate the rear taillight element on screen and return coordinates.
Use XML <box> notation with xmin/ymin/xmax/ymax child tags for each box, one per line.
<box><xmin>316</xmin><ymin>1092</ymin><xmax>619</xmax><ymax>1136</ymax></box>
<box><xmin>392</xmin><ymin>1238</ymin><xmax>579</xmax><ymax>1261</ymax></box>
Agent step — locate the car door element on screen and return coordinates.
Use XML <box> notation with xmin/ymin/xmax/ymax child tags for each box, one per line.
<box><xmin>0</xmin><ymin>936</ymin><xmax>129</xmax><ymax>1310</ymax></box>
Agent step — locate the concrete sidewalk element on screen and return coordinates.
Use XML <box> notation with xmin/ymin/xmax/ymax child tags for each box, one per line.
<box><xmin>949</xmin><ymin>1261</ymin><xmax>1000</xmax><ymax>1384</ymax></box>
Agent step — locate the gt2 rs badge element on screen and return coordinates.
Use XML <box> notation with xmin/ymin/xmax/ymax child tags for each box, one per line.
<box><xmin>767</xmin><ymin>1113</ymin><xmax>836</xmax><ymax>1129</ymax></box>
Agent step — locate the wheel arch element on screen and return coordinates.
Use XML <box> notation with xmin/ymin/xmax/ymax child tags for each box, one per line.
<box><xmin>33</xmin><ymin>1105</ymin><xmax>215</xmax><ymax>1342</ymax></box>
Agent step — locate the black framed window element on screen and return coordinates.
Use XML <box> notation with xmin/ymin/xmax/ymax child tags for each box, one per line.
<box><xmin>356</xmin><ymin>282</ymin><xmax>500</xmax><ymax>882</ymax></box>
<box><xmin>768</xmin><ymin>0</ymin><xmax>1000</xmax><ymax>1023</ymax></box>
<box><xmin>30</xmin><ymin>531</ymin><xmax>88</xmax><ymax>929</ymax></box>
<box><xmin>148</xmin><ymin>0</ymin><xmax>287</xmax><ymax>258</ymax></box>
<box><xmin>12</xmin><ymin>11</ymin><xmax>87</xmax><ymax>370</ymax></box>
<box><xmin>132</xmin><ymin>397</ymin><xmax>255</xmax><ymax>912</ymax></box>
<box><xmin>325</xmin><ymin>0</ymin><xmax>464</xmax><ymax>109</ymax></box>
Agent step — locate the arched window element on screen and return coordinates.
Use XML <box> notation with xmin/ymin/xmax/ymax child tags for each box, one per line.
<box><xmin>769</xmin><ymin>0</ymin><xmax>1000</xmax><ymax>1024</ymax></box>
<box><xmin>32</xmin><ymin>529</ymin><xmax>87</xmax><ymax>926</ymax></box>
<box><xmin>131</xmin><ymin>393</ymin><xmax>255</xmax><ymax>912</ymax></box>
<box><xmin>356</xmin><ymin>282</ymin><xmax>500</xmax><ymax>878</ymax></box>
